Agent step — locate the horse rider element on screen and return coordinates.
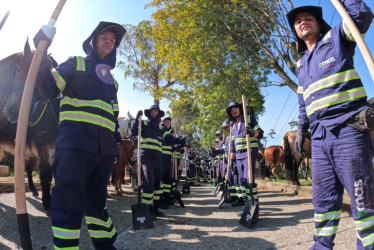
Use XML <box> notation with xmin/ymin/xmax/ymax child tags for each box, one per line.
<box><xmin>287</xmin><ymin>1</ymin><xmax>374</xmax><ymax>248</ymax></box>
<box><xmin>222</xmin><ymin>120</ymin><xmax>238</xmax><ymax>203</ymax></box>
<box><xmin>227</xmin><ymin>101</ymin><xmax>263</xmax><ymax>207</ymax></box>
<box><xmin>34</xmin><ymin>21</ymin><xmax>125</xmax><ymax>249</ymax></box>
<box><xmin>131</xmin><ymin>105</ymin><xmax>186</xmax><ymax>219</ymax></box>
<box><xmin>187</xmin><ymin>148</ymin><xmax>197</xmax><ymax>185</ymax></box>
<box><xmin>160</xmin><ymin>117</ymin><xmax>174</xmax><ymax>209</ymax></box>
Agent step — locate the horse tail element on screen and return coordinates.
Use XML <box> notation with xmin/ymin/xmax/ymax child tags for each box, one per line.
<box><xmin>283</xmin><ymin>134</ymin><xmax>295</xmax><ymax>183</ymax></box>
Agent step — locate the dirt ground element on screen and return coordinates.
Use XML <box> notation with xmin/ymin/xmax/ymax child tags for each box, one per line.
<box><xmin>0</xmin><ymin>179</ymin><xmax>357</xmax><ymax>250</ymax></box>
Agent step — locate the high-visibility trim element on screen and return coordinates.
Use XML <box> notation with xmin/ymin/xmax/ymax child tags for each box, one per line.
<box><xmin>323</xmin><ymin>30</ymin><xmax>332</xmax><ymax>42</ymax></box>
<box><xmin>155</xmin><ymin>189</ymin><xmax>163</xmax><ymax>195</ymax></box>
<box><xmin>314</xmin><ymin>211</ymin><xmax>341</xmax><ymax>222</ymax></box>
<box><xmin>141</xmin><ymin>199</ymin><xmax>153</xmax><ymax>204</ymax></box>
<box><xmin>61</xmin><ymin>97</ymin><xmax>114</xmax><ymax>115</ymax></box>
<box><xmin>142</xmin><ymin>192</ymin><xmax>154</xmax><ymax>198</ymax></box>
<box><xmin>303</xmin><ymin>69</ymin><xmax>360</xmax><ymax>101</ymax></box>
<box><xmin>52</xmin><ymin>70</ymin><xmax>66</xmax><ymax>92</ymax></box>
<box><xmin>52</xmin><ymin>226</ymin><xmax>80</xmax><ymax>240</ymax></box>
<box><xmin>163</xmin><ymin>131</ymin><xmax>170</xmax><ymax>138</ymax></box>
<box><xmin>88</xmin><ymin>228</ymin><xmax>116</xmax><ymax>239</ymax></box>
<box><xmin>141</xmin><ymin>144</ymin><xmax>162</xmax><ymax>152</ymax></box>
<box><xmin>59</xmin><ymin>111</ymin><xmax>116</xmax><ymax>132</ymax></box>
<box><xmin>113</xmin><ymin>103</ymin><xmax>119</xmax><ymax>112</ymax></box>
<box><xmin>343</xmin><ymin>22</ymin><xmax>366</xmax><ymax>42</ymax></box>
<box><xmin>163</xmin><ymin>184</ymin><xmax>171</xmax><ymax>188</ymax></box>
<box><xmin>306</xmin><ymin>87</ymin><xmax>366</xmax><ymax>116</ymax></box>
<box><xmin>315</xmin><ymin>226</ymin><xmax>338</xmax><ymax>236</ymax></box>
<box><xmin>141</xmin><ymin>138</ymin><xmax>162</xmax><ymax>146</ymax></box>
<box><xmin>85</xmin><ymin>216</ymin><xmax>113</xmax><ymax>228</ymax></box>
<box><xmin>358</xmin><ymin>233</ymin><xmax>374</xmax><ymax>247</ymax></box>
<box><xmin>76</xmin><ymin>56</ymin><xmax>86</xmax><ymax>71</ymax></box>
<box><xmin>54</xmin><ymin>245</ymin><xmax>79</xmax><ymax>250</ymax></box>
<box><xmin>354</xmin><ymin>215</ymin><xmax>374</xmax><ymax>231</ymax></box>
<box><xmin>296</xmin><ymin>59</ymin><xmax>302</xmax><ymax>69</ymax></box>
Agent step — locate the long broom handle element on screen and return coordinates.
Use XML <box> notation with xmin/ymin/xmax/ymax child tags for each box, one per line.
<box><xmin>225</xmin><ymin>124</ymin><xmax>232</xmax><ymax>181</ymax></box>
<box><xmin>137</xmin><ymin>116</ymin><xmax>142</xmax><ymax>187</ymax></box>
<box><xmin>242</xmin><ymin>95</ymin><xmax>253</xmax><ymax>184</ymax></box>
<box><xmin>0</xmin><ymin>10</ymin><xmax>10</xmax><ymax>31</ymax></box>
<box><xmin>14</xmin><ymin>1</ymin><xmax>66</xmax><ymax>249</ymax></box>
<box><xmin>330</xmin><ymin>0</ymin><xmax>374</xmax><ymax>83</ymax></box>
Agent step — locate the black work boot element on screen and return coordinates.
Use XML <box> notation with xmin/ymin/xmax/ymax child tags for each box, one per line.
<box><xmin>153</xmin><ymin>202</ymin><xmax>166</xmax><ymax>217</ymax></box>
<box><xmin>231</xmin><ymin>198</ymin><xmax>245</xmax><ymax>207</ymax></box>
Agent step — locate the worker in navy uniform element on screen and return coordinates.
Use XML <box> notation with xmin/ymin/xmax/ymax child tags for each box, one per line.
<box><xmin>187</xmin><ymin>148</ymin><xmax>197</xmax><ymax>185</ymax></box>
<box><xmin>227</xmin><ymin>102</ymin><xmax>263</xmax><ymax>207</ymax></box>
<box><xmin>216</xmin><ymin>130</ymin><xmax>225</xmax><ymax>191</ymax></box>
<box><xmin>160</xmin><ymin>117</ymin><xmax>174</xmax><ymax>209</ymax></box>
<box><xmin>34</xmin><ymin>21</ymin><xmax>125</xmax><ymax>249</ymax></box>
<box><xmin>222</xmin><ymin>120</ymin><xmax>238</xmax><ymax>203</ymax></box>
<box><xmin>287</xmin><ymin>1</ymin><xmax>374</xmax><ymax>248</ymax></box>
<box><xmin>131</xmin><ymin>105</ymin><xmax>185</xmax><ymax>219</ymax></box>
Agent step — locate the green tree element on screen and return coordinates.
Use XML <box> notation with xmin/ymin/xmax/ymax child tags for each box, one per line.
<box><xmin>117</xmin><ymin>21</ymin><xmax>178</xmax><ymax>105</ymax></box>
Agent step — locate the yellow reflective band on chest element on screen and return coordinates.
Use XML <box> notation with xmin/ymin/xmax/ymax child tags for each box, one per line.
<box><xmin>59</xmin><ymin>111</ymin><xmax>116</xmax><ymax>132</ymax></box>
<box><xmin>141</xmin><ymin>138</ymin><xmax>162</xmax><ymax>146</ymax></box>
<box><xmin>306</xmin><ymin>87</ymin><xmax>366</xmax><ymax>116</ymax></box>
<box><xmin>61</xmin><ymin>97</ymin><xmax>114</xmax><ymax>115</ymax></box>
<box><xmin>76</xmin><ymin>56</ymin><xmax>86</xmax><ymax>71</ymax></box>
<box><xmin>303</xmin><ymin>69</ymin><xmax>360</xmax><ymax>101</ymax></box>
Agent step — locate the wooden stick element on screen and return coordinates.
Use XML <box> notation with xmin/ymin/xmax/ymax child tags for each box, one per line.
<box><xmin>241</xmin><ymin>95</ymin><xmax>253</xmax><ymax>184</ymax></box>
<box><xmin>14</xmin><ymin>1</ymin><xmax>67</xmax><ymax>249</ymax></box>
<box><xmin>330</xmin><ymin>0</ymin><xmax>374</xmax><ymax>83</ymax></box>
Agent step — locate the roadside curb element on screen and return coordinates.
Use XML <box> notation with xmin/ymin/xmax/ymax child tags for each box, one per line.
<box><xmin>257</xmin><ymin>179</ymin><xmax>352</xmax><ymax>205</ymax></box>
<box><xmin>0</xmin><ymin>182</ymin><xmax>41</xmax><ymax>193</ymax></box>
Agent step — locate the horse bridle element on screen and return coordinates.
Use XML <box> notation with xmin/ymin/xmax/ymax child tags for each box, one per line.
<box><xmin>2</xmin><ymin>54</ymin><xmax>59</xmax><ymax>126</ymax></box>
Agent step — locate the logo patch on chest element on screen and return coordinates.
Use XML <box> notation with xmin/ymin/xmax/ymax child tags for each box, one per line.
<box><xmin>319</xmin><ymin>57</ymin><xmax>336</xmax><ymax>70</ymax></box>
<box><xmin>95</xmin><ymin>64</ymin><xmax>114</xmax><ymax>85</ymax></box>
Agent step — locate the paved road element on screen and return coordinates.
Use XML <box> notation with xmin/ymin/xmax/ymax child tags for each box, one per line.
<box><xmin>0</xmin><ymin>182</ymin><xmax>356</xmax><ymax>249</ymax></box>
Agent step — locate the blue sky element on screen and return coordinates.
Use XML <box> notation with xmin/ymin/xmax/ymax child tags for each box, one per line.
<box><xmin>1</xmin><ymin>0</ymin><xmax>373</xmax><ymax>146</ymax></box>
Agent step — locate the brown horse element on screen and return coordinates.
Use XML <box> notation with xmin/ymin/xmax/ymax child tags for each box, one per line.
<box><xmin>263</xmin><ymin>145</ymin><xmax>284</xmax><ymax>181</ymax></box>
<box><xmin>112</xmin><ymin>138</ymin><xmax>136</xmax><ymax>195</ymax></box>
<box><xmin>282</xmin><ymin>131</ymin><xmax>312</xmax><ymax>186</ymax></box>
<box><xmin>0</xmin><ymin>40</ymin><xmax>58</xmax><ymax>214</ymax></box>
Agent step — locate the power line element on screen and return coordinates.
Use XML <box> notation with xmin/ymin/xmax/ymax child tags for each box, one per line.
<box><xmin>271</xmin><ymin>89</ymin><xmax>291</xmax><ymax>130</ymax></box>
<box><xmin>268</xmin><ymin>103</ymin><xmax>298</xmax><ymax>145</ymax></box>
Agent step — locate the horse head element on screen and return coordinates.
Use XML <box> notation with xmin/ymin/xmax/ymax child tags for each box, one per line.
<box><xmin>2</xmin><ymin>39</ymin><xmax>57</xmax><ymax>123</ymax></box>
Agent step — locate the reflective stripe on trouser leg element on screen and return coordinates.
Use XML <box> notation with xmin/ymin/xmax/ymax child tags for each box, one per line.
<box><xmin>236</xmin><ymin>158</ymin><xmax>248</xmax><ymax>202</ymax></box>
<box><xmin>85</xmin><ymin>155</ymin><xmax>117</xmax><ymax>248</ymax></box>
<box><xmin>311</xmin><ymin>125</ymin><xmax>374</xmax><ymax>249</ymax></box>
<box><xmin>141</xmin><ymin>157</ymin><xmax>160</xmax><ymax>205</ymax></box>
<box><xmin>51</xmin><ymin>149</ymin><xmax>116</xmax><ymax>249</ymax></box>
<box><xmin>161</xmin><ymin>155</ymin><xmax>172</xmax><ymax>194</ymax></box>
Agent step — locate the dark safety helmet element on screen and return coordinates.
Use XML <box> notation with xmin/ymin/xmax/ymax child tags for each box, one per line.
<box><xmin>286</xmin><ymin>6</ymin><xmax>331</xmax><ymax>54</ymax></box>
<box><xmin>226</xmin><ymin>101</ymin><xmax>243</xmax><ymax>120</ymax></box>
<box><xmin>144</xmin><ymin>104</ymin><xmax>165</xmax><ymax>118</ymax></box>
<box><xmin>163</xmin><ymin>117</ymin><xmax>172</xmax><ymax>122</ymax></box>
<box><xmin>221</xmin><ymin>120</ymin><xmax>230</xmax><ymax>128</ymax></box>
<box><xmin>215</xmin><ymin>130</ymin><xmax>223</xmax><ymax>136</ymax></box>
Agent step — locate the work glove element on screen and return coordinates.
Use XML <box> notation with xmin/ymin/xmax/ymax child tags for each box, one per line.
<box><xmin>245</xmin><ymin>126</ymin><xmax>255</xmax><ymax>137</ymax></box>
<box><xmin>295</xmin><ymin>128</ymin><xmax>307</xmax><ymax>157</ymax></box>
<box><xmin>179</xmin><ymin>137</ymin><xmax>187</xmax><ymax>147</ymax></box>
<box><xmin>136</xmin><ymin>110</ymin><xmax>143</xmax><ymax>120</ymax></box>
<box><xmin>33</xmin><ymin>25</ymin><xmax>56</xmax><ymax>49</ymax></box>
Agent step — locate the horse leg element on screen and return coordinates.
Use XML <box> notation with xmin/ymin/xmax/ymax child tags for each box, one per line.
<box><xmin>26</xmin><ymin>157</ymin><xmax>39</xmax><ymax>196</ymax></box>
<box><xmin>39</xmin><ymin>160</ymin><xmax>52</xmax><ymax>215</ymax></box>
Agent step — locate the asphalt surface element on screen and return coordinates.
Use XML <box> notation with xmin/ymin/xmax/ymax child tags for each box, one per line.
<box><xmin>0</xmin><ymin>181</ymin><xmax>357</xmax><ymax>249</ymax></box>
